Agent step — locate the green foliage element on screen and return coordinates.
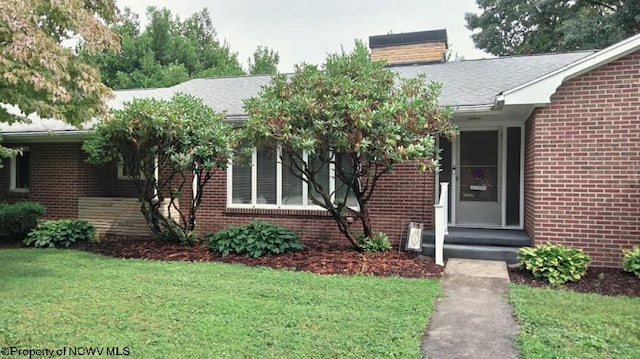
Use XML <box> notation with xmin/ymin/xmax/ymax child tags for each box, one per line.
<box><xmin>83</xmin><ymin>93</ymin><xmax>234</xmax><ymax>244</ymax></box>
<box><xmin>248</xmin><ymin>45</ymin><xmax>280</xmax><ymax>75</ymax></box>
<box><xmin>0</xmin><ymin>202</ymin><xmax>45</xmax><ymax>240</ymax></box>
<box><xmin>0</xmin><ymin>0</ymin><xmax>119</xmax><ymax>158</ymax></box>
<box><xmin>90</xmin><ymin>6</ymin><xmax>253</xmax><ymax>89</ymax></box>
<box><xmin>622</xmin><ymin>246</ymin><xmax>640</xmax><ymax>277</ymax></box>
<box><xmin>466</xmin><ymin>0</ymin><xmax>640</xmax><ymax>56</ymax></box>
<box><xmin>358</xmin><ymin>232</ymin><xmax>392</xmax><ymax>252</ymax></box>
<box><xmin>242</xmin><ymin>40</ymin><xmax>456</xmax><ymax>249</ymax></box>
<box><xmin>517</xmin><ymin>243</ymin><xmax>591</xmax><ymax>285</ymax></box>
<box><xmin>24</xmin><ymin>220</ymin><xmax>95</xmax><ymax>248</ymax></box>
<box><xmin>206</xmin><ymin>220</ymin><xmax>304</xmax><ymax>258</ymax></box>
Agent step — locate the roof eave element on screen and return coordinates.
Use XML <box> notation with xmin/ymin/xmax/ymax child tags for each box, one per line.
<box><xmin>501</xmin><ymin>32</ymin><xmax>640</xmax><ymax>106</ymax></box>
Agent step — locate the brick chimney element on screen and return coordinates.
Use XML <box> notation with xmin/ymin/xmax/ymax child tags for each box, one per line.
<box><xmin>369</xmin><ymin>29</ymin><xmax>448</xmax><ymax>66</ymax></box>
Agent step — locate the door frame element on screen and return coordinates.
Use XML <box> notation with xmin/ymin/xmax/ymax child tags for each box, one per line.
<box><xmin>436</xmin><ymin>121</ymin><xmax>525</xmax><ymax>230</ymax></box>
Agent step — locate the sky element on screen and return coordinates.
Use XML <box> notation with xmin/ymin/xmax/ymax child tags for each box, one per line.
<box><xmin>115</xmin><ymin>0</ymin><xmax>490</xmax><ymax>73</ymax></box>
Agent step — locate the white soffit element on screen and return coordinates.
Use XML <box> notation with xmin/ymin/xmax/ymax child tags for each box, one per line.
<box><xmin>500</xmin><ymin>32</ymin><xmax>640</xmax><ymax>106</ymax></box>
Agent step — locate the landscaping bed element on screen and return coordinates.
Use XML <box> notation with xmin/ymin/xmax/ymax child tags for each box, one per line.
<box><xmin>509</xmin><ymin>266</ymin><xmax>639</xmax><ymax>297</ymax></box>
<box><xmin>74</xmin><ymin>235</ymin><xmax>445</xmax><ymax>278</ymax></box>
<box><xmin>3</xmin><ymin>235</ymin><xmax>638</xmax><ymax>296</ymax></box>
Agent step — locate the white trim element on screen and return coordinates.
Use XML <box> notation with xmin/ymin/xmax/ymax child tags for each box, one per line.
<box><xmin>117</xmin><ymin>163</ymin><xmax>147</xmax><ymax>180</ymax></box>
<box><xmin>227</xmin><ymin>148</ymin><xmax>344</xmax><ymax>211</ymax></box>
<box><xmin>9</xmin><ymin>147</ymin><xmax>29</xmax><ymax>192</ymax></box>
<box><xmin>519</xmin><ymin>126</ymin><xmax>525</xmax><ymax>229</ymax></box>
<box><xmin>276</xmin><ymin>147</ymin><xmax>283</xmax><ymax>207</ymax></box>
<box><xmin>251</xmin><ymin>149</ymin><xmax>257</xmax><ymax>205</ymax></box>
<box><xmin>501</xmin><ymin>32</ymin><xmax>640</xmax><ymax>106</ymax></box>
<box><xmin>501</xmin><ymin>128</ymin><xmax>507</xmax><ymax>227</ymax></box>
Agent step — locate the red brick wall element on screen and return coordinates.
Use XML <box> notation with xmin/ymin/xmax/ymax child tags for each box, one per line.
<box><xmin>0</xmin><ymin>142</ymin><xmax>138</xmax><ymax>219</ymax></box>
<box><xmin>190</xmin><ymin>163</ymin><xmax>436</xmax><ymax>247</ymax></box>
<box><xmin>525</xmin><ymin>50</ymin><xmax>640</xmax><ymax>267</ymax></box>
<box><xmin>0</xmin><ymin>141</ymin><xmax>434</xmax><ymax>247</ymax></box>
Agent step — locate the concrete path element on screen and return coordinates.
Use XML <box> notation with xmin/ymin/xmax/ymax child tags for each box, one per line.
<box><xmin>421</xmin><ymin>259</ymin><xmax>520</xmax><ymax>359</ymax></box>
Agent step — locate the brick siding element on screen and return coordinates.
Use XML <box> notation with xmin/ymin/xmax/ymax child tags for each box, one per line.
<box><xmin>370</xmin><ymin>42</ymin><xmax>447</xmax><ymax>65</ymax></box>
<box><xmin>0</xmin><ymin>142</ymin><xmax>435</xmax><ymax>247</ymax></box>
<box><xmin>0</xmin><ymin>142</ymin><xmax>138</xmax><ymax>219</ymax></box>
<box><xmin>525</xmin><ymin>50</ymin><xmax>640</xmax><ymax>267</ymax></box>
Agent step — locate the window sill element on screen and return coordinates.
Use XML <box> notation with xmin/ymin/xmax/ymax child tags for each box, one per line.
<box><xmin>9</xmin><ymin>189</ymin><xmax>29</xmax><ymax>197</ymax></box>
<box><xmin>225</xmin><ymin>206</ymin><xmax>332</xmax><ymax>217</ymax></box>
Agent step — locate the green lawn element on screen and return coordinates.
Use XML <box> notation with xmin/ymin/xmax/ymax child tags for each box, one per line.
<box><xmin>0</xmin><ymin>249</ymin><xmax>440</xmax><ymax>358</ymax></box>
<box><xmin>510</xmin><ymin>284</ymin><xmax>640</xmax><ymax>359</ymax></box>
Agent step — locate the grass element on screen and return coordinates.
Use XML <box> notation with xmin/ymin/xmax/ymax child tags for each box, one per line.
<box><xmin>0</xmin><ymin>249</ymin><xmax>441</xmax><ymax>358</ymax></box>
<box><xmin>509</xmin><ymin>284</ymin><xmax>640</xmax><ymax>359</ymax></box>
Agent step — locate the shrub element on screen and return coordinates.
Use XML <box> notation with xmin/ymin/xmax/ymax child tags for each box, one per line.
<box><xmin>0</xmin><ymin>202</ymin><xmax>45</xmax><ymax>240</ymax></box>
<box><xmin>358</xmin><ymin>232</ymin><xmax>392</xmax><ymax>252</ymax></box>
<box><xmin>206</xmin><ymin>220</ymin><xmax>303</xmax><ymax>258</ymax></box>
<box><xmin>24</xmin><ymin>220</ymin><xmax>96</xmax><ymax>248</ymax></box>
<box><xmin>622</xmin><ymin>246</ymin><xmax>640</xmax><ymax>277</ymax></box>
<box><xmin>517</xmin><ymin>243</ymin><xmax>590</xmax><ymax>285</ymax></box>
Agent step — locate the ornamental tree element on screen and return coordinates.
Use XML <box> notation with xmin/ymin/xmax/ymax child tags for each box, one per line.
<box><xmin>242</xmin><ymin>41</ymin><xmax>456</xmax><ymax>249</ymax></box>
<box><xmin>0</xmin><ymin>0</ymin><xmax>119</xmax><ymax>128</ymax></box>
<box><xmin>83</xmin><ymin>93</ymin><xmax>234</xmax><ymax>244</ymax></box>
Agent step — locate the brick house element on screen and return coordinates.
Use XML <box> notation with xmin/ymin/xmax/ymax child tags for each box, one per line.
<box><xmin>1</xmin><ymin>29</ymin><xmax>638</xmax><ymax>267</ymax></box>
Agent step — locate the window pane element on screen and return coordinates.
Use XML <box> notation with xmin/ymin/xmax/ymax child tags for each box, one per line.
<box><xmin>335</xmin><ymin>153</ymin><xmax>359</xmax><ymax>208</ymax></box>
<box><xmin>282</xmin><ymin>151</ymin><xmax>303</xmax><ymax>205</ymax></box>
<box><xmin>257</xmin><ymin>148</ymin><xmax>277</xmax><ymax>204</ymax></box>
<box><xmin>308</xmin><ymin>154</ymin><xmax>330</xmax><ymax>205</ymax></box>
<box><xmin>232</xmin><ymin>159</ymin><xmax>251</xmax><ymax>204</ymax></box>
<box><xmin>16</xmin><ymin>152</ymin><xmax>29</xmax><ymax>189</ymax></box>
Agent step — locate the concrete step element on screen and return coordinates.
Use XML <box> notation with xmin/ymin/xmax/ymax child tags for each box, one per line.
<box><xmin>422</xmin><ymin>243</ymin><xmax>520</xmax><ymax>264</ymax></box>
<box><xmin>421</xmin><ymin>228</ymin><xmax>531</xmax><ymax>264</ymax></box>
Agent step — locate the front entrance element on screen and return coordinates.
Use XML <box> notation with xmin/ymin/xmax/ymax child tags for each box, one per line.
<box><xmin>456</xmin><ymin>130</ymin><xmax>501</xmax><ymax>226</ymax></box>
<box><xmin>438</xmin><ymin>126</ymin><xmax>523</xmax><ymax>229</ymax></box>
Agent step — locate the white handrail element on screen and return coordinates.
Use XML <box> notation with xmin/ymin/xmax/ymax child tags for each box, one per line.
<box><xmin>433</xmin><ymin>182</ymin><xmax>449</xmax><ymax>266</ymax></box>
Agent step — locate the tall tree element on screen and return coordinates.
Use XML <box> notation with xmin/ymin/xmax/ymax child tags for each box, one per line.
<box><xmin>466</xmin><ymin>0</ymin><xmax>640</xmax><ymax>56</ymax></box>
<box><xmin>248</xmin><ymin>45</ymin><xmax>280</xmax><ymax>75</ymax></box>
<box><xmin>243</xmin><ymin>41</ymin><xmax>456</xmax><ymax>249</ymax></box>
<box><xmin>0</xmin><ymin>0</ymin><xmax>119</xmax><ymax>147</ymax></box>
<box><xmin>92</xmin><ymin>7</ymin><xmax>245</xmax><ymax>90</ymax></box>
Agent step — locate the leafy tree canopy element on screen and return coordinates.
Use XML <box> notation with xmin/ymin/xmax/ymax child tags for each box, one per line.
<box><xmin>83</xmin><ymin>93</ymin><xmax>235</xmax><ymax>244</ymax></box>
<box><xmin>243</xmin><ymin>41</ymin><xmax>456</xmax><ymax>249</ymax></box>
<box><xmin>92</xmin><ymin>7</ymin><xmax>280</xmax><ymax>89</ymax></box>
<box><xmin>0</xmin><ymin>0</ymin><xmax>119</xmax><ymax>129</ymax></box>
<box><xmin>248</xmin><ymin>45</ymin><xmax>280</xmax><ymax>75</ymax></box>
<box><xmin>466</xmin><ymin>0</ymin><xmax>640</xmax><ymax>56</ymax></box>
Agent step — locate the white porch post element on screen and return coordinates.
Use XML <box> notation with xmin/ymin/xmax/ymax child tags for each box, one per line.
<box><xmin>433</xmin><ymin>182</ymin><xmax>449</xmax><ymax>266</ymax></box>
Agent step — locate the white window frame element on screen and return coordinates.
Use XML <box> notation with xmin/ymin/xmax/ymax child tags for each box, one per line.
<box><xmin>227</xmin><ymin>147</ymin><xmax>340</xmax><ymax>210</ymax></box>
<box><xmin>117</xmin><ymin>161</ymin><xmax>149</xmax><ymax>180</ymax></box>
<box><xmin>10</xmin><ymin>147</ymin><xmax>29</xmax><ymax>192</ymax></box>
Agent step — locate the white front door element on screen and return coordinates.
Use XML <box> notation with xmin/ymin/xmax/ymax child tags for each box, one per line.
<box><xmin>455</xmin><ymin>129</ymin><xmax>501</xmax><ymax>226</ymax></box>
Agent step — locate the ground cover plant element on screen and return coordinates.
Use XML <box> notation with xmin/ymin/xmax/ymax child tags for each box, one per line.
<box><xmin>509</xmin><ymin>284</ymin><xmax>640</xmax><ymax>359</ymax></box>
<box><xmin>0</xmin><ymin>249</ymin><xmax>441</xmax><ymax>358</ymax></box>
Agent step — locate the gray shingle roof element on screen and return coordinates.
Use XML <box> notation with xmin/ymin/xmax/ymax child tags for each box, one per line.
<box><xmin>0</xmin><ymin>50</ymin><xmax>594</xmax><ymax>134</ymax></box>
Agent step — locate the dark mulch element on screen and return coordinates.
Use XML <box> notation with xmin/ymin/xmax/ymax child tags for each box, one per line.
<box><xmin>4</xmin><ymin>236</ymin><xmax>638</xmax><ymax>297</ymax></box>
<box><xmin>509</xmin><ymin>266</ymin><xmax>640</xmax><ymax>297</ymax></box>
<box><xmin>72</xmin><ymin>235</ymin><xmax>444</xmax><ymax>278</ymax></box>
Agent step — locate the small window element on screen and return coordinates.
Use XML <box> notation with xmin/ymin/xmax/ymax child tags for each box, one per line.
<box><xmin>117</xmin><ymin>160</ymin><xmax>148</xmax><ymax>180</ymax></box>
<box><xmin>10</xmin><ymin>149</ymin><xmax>29</xmax><ymax>192</ymax></box>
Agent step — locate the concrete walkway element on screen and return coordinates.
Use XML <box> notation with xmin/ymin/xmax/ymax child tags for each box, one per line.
<box><xmin>421</xmin><ymin>259</ymin><xmax>520</xmax><ymax>359</ymax></box>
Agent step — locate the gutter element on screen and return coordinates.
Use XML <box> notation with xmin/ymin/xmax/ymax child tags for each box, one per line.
<box><xmin>1</xmin><ymin>130</ymin><xmax>89</xmax><ymax>143</ymax></box>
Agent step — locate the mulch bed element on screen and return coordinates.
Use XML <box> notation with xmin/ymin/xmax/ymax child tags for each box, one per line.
<box><xmin>73</xmin><ymin>235</ymin><xmax>445</xmax><ymax>278</ymax></box>
<box><xmin>3</xmin><ymin>235</ymin><xmax>638</xmax><ymax>297</ymax></box>
<box><xmin>508</xmin><ymin>266</ymin><xmax>640</xmax><ymax>297</ymax></box>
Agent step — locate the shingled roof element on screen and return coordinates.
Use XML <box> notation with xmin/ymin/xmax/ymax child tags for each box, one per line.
<box><xmin>0</xmin><ymin>50</ymin><xmax>594</xmax><ymax>134</ymax></box>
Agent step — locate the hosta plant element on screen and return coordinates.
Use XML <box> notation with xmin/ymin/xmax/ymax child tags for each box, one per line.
<box><xmin>517</xmin><ymin>243</ymin><xmax>590</xmax><ymax>285</ymax></box>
